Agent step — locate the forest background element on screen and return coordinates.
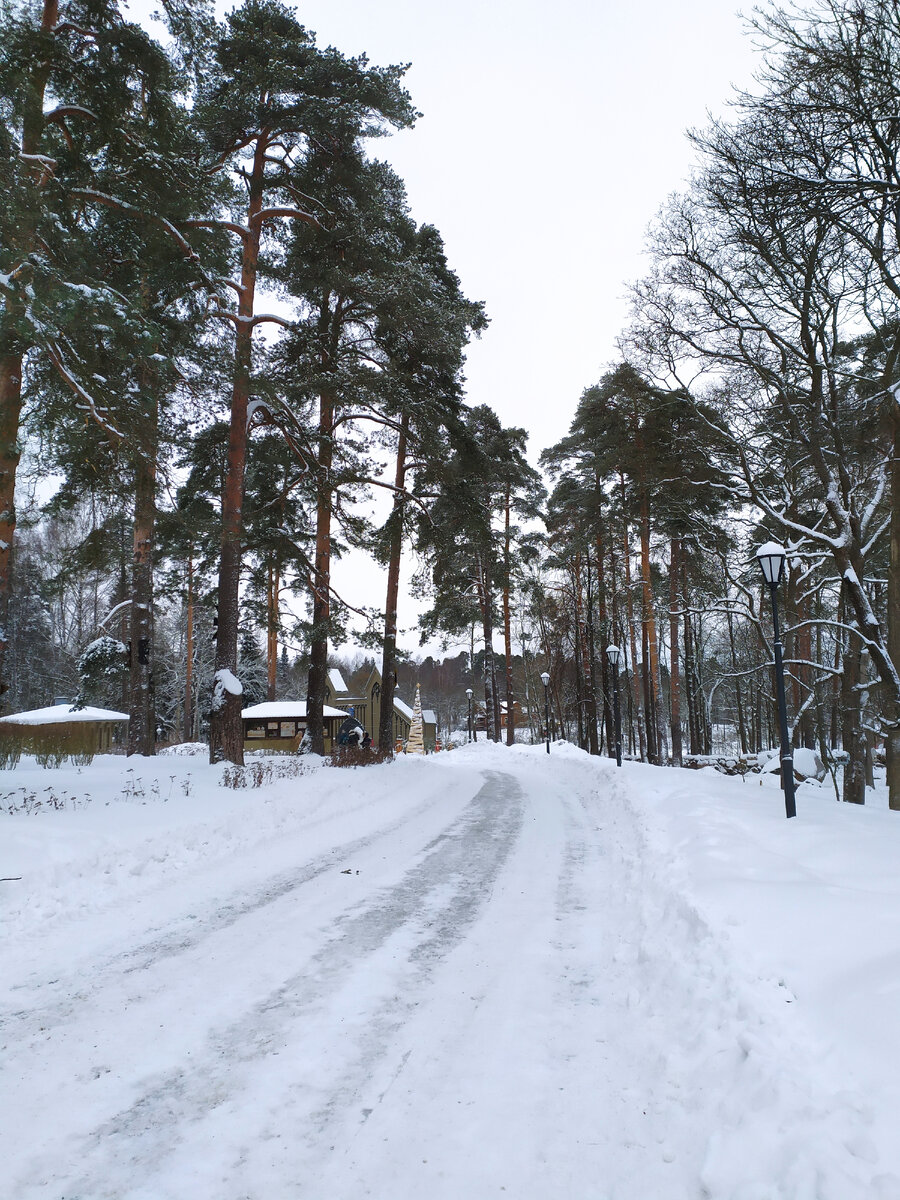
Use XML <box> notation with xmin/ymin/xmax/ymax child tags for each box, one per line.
<box><xmin>4</xmin><ymin>0</ymin><xmax>900</xmax><ymax>809</ymax></box>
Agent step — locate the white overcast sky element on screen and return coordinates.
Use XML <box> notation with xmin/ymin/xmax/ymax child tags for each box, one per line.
<box><xmin>293</xmin><ymin>0</ymin><xmax>759</xmax><ymax>458</ymax></box>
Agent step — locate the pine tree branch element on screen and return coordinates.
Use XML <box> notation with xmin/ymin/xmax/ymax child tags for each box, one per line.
<box><xmin>69</xmin><ymin>190</ymin><xmax>200</xmax><ymax>261</ymax></box>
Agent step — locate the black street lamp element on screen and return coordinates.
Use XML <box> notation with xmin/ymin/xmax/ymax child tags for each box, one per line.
<box><xmin>606</xmin><ymin>644</ymin><xmax>622</xmax><ymax>767</ymax></box>
<box><xmin>756</xmin><ymin>541</ymin><xmax>797</xmax><ymax>819</ymax></box>
<box><xmin>465</xmin><ymin>687</ymin><xmax>474</xmax><ymax>744</ymax></box>
<box><xmin>540</xmin><ymin>671</ymin><xmax>551</xmax><ymax>754</ymax></box>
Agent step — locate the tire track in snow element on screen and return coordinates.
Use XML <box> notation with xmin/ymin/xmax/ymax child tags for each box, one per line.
<box><xmin>1</xmin><ymin>774</ymin><xmax>471</xmax><ymax>1043</ymax></box>
<box><xmin>5</xmin><ymin>771</ymin><xmax>525</xmax><ymax>1200</ymax></box>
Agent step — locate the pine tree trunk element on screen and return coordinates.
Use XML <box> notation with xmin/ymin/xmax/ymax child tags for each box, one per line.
<box><xmin>622</xmin><ymin>502</ymin><xmax>646</xmax><ymax>761</ymax></box>
<box><xmin>594</xmin><ymin>507</ymin><xmax>614</xmax><ymax>755</ymax></box>
<box><xmin>127</xmin><ymin>434</ymin><xmax>156</xmax><ymax>756</ymax></box>
<box><xmin>185</xmin><ymin>551</ymin><xmax>194</xmax><ymax>741</ymax></box>
<box><xmin>0</xmin><ymin>356</ymin><xmax>24</xmax><ymax>708</ymax></box>
<box><xmin>639</xmin><ymin>492</ymin><xmax>662</xmax><ymax>763</ymax></box>
<box><xmin>683</xmin><ymin>566</ymin><xmax>701</xmax><ymax>756</ymax></box>
<box><xmin>725</xmin><ymin>599</ymin><xmax>748</xmax><ymax>755</ymax></box>
<box><xmin>266</xmin><ymin>561</ymin><xmax>279</xmax><ymax>702</ymax></box>
<box><xmin>476</xmin><ymin>550</ymin><xmax>498</xmax><ymax>743</ymax></box>
<box><xmin>379</xmin><ymin>414</ymin><xmax>408</xmax><ymax>753</ymax></box>
<box><xmin>797</xmin><ymin>589</ymin><xmax>815</xmax><ymax>749</ymax></box>
<box><xmin>641</xmin><ymin>620</ymin><xmax>654</xmax><ymax>760</ymax></box>
<box><xmin>0</xmin><ymin>0</ymin><xmax>58</xmax><ymax>705</ymax></box>
<box><xmin>841</xmin><ymin>626</ymin><xmax>866</xmax><ymax>804</ymax></box>
<box><xmin>866</xmin><ymin>729</ymin><xmax>876</xmax><ymax>789</ymax></box>
<box><xmin>669</xmin><ymin>537</ymin><xmax>683</xmax><ymax>767</ymax></box>
<box><xmin>503</xmin><ymin>490</ymin><xmax>516</xmax><ymax>746</ymax></box>
<box><xmin>573</xmin><ymin>581</ymin><xmax>586</xmax><ymax>750</ymax></box>
<box><xmin>469</xmin><ymin>623</ymin><xmax>478</xmax><ymax>741</ymax></box>
<box><xmin>888</xmin><ymin>407</ymin><xmax>900</xmax><ymax>808</ymax></box>
<box><xmin>696</xmin><ymin>611</ymin><xmax>712</xmax><ymax>755</ymax></box>
<box><xmin>584</xmin><ymin>561</ymin><xmax>600</xmax><ymax>755</ymax></box>
<box><xmin>307</xmin><ymin>389</ymin><xmax>335</xmax><ymax>756</ymax></box>
<box><xmin>209</xmin><ymin>140</ymin><xmax>265</xmax><ymax>765</ymax></box>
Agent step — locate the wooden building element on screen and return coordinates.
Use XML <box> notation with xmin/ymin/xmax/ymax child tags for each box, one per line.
<box><xmin>241</xmin><ymin>701</ymin><xmax>349</xmax><ymax>753</ymax></box>
<box><xmin>324</xmin><ymin>667</ymin><xmax>437</xmax><ymax>750</ymax></box>
<box><xmin>0</xmin><ymin>703</ymin><xmax>129</xmax><ymax>764</ymax></box>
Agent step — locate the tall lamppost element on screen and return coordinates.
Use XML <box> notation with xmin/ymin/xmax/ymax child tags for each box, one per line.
<box><xmin>756</xmin><ymin>542</ymin><xmax>796</xmax><ymax>819</ymax></box>
<box><xmin>465</xmin><ymin>687</ymin><xmax>473</xmax><ymax>744</ymax></box>
<box><xmin>606</xmin><ymin>644</ymin><xmax>622</xmax><ymax>767</ymax></box>
<box><xmin>540</xmin><ymin>671</ymin><xmax>551</xmax><ymax>754</ymax></box>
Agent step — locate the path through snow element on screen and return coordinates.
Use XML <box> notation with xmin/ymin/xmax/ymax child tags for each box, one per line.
<box><xmin>2</xmin><ymin>744</ymin><xmax>896</xmax><ymax>1198</ymax></box>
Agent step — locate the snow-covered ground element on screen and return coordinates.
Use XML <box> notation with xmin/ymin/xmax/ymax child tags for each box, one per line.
<box><xmin>4</xmin><ymin>742</ymin><xmax>900</xmax><ymax>1198</ymax></box>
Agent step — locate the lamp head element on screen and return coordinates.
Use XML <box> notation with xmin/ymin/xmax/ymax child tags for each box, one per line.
<box><xmin>540</xmin><ymin>671</ymin><xmax>550</xmax><ymax>687</ymax></box>
<box><xmin>606</xmin><ymin>644</ymin><xmax>621</xmax><ymax>667</ymax></box>
<box><xmin>755</xmin><ymin>541</ymin><xmax>787</xmax><ymax>587</ymax></box>
<box><xmin>465</xmin><ymin>687</ymin><xmax>473</xmax><ymax>699</ymax></box>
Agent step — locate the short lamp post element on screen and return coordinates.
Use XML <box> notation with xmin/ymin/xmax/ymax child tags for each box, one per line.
<box><xmin>465</xmin><ymin>687</ymin><xmax>474</xmax><ymax>744</ymax></box>
<box><xmin>540</xmin><ymin>671</ymin><xmax>551</xmax><ymax>754</ymax></box>
<box><xmin>606</xmin><ymin>644</ymin><xmax>622</xmax><ymax>767</ymax></box>
<box><xmin>756</xmin><ymin>542</ymin><xmax>797</xmax><ymax>819</ymax></box>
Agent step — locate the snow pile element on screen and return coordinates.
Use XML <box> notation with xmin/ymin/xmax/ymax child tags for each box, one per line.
<box><xmin>211</xmin><ymin>668</ymin><xmax>242</xmax><ymax>711</ymax></box>
<box><xmin>158</xmin><ymin>741</ymin><xmax>208</xmax><ymax>756</ymax></box>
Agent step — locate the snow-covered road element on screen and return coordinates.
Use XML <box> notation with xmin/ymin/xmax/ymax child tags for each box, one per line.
<box><xmin>3</xmin><ymin>744</ymin><xmax>897</xmax><ymax>1198</ymax></box>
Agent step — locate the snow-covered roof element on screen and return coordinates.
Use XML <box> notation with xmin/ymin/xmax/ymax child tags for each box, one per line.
<box><xmin>393</xmin><ymin>697</ymin><xmax>414</xmax><ymax>721</ymax></box>
<box><xmin>0</xmin><ymin>704</ymin><xmax>129</xmax><ymax>725</ymax></box>
<box><xmin>327</xmin><ymin>668</ymin><xmax>348</xmax><ymax>694</ymax></box>
<box><xmin>241</xmin><ymin>701</ymin><xmax>349</xmax><ymax>720</ymax></box>
<box><xmin>422</xmin><ymin>709</ymin><xmax>437</xmax><ymax>726</ymax></box>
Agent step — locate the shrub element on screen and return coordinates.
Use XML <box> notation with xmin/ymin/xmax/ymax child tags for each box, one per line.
<box><xmin>328</xmin><ymin>746</ymin><xmax>393</xmax><ymax>768</ymax></box>
<box><xmin>220</xmin><ymin>757</ymin><xmax>313</xmax><ymax>790</ymax></box>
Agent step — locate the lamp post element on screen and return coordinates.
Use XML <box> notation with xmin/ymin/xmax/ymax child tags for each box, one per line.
<box><xmin>540</xmin><ymin>671</ymin><xmax>551</xmax><ymax>754</ymax></box>
<box><xmin>756</xmin><ymin>541</ymin><xmax>796</xmax><ymax>819</ymax></box>
<box><xmin>606</xmin><ymin>644</ymin><xmax>622</xmax><ymax>767</ymax></box>
<box><xmin>465</xmin><ymin>687</ymin><xmax>473</xmax><ymax>744</ymax></box>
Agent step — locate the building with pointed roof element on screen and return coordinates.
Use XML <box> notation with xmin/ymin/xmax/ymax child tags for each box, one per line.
<box><xmin>324</xmin><ymin>667</ymin><xmax>436</xmax><ymax>750</ymax></box>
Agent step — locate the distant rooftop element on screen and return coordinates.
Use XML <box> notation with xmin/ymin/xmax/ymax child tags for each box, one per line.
<box><xmin>0</xmin><ymin>704</ymin><xmax>129</xmax><ymax>725</ymax></box>
<box><xmin>241</xmin><ymin>701</ymin><xmax>349</xmax><ymax>720</ymax></box>
<box><xmin>327</xmin><ymin>668</ymin><xmax>348</xmax><ymax>694</ymax></box>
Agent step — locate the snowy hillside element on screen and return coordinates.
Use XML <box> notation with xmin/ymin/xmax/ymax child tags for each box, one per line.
<box><xmin>3</xmin><ymin>743</ymin><xmax>900</xmax><ymax>1198</ymax></box>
